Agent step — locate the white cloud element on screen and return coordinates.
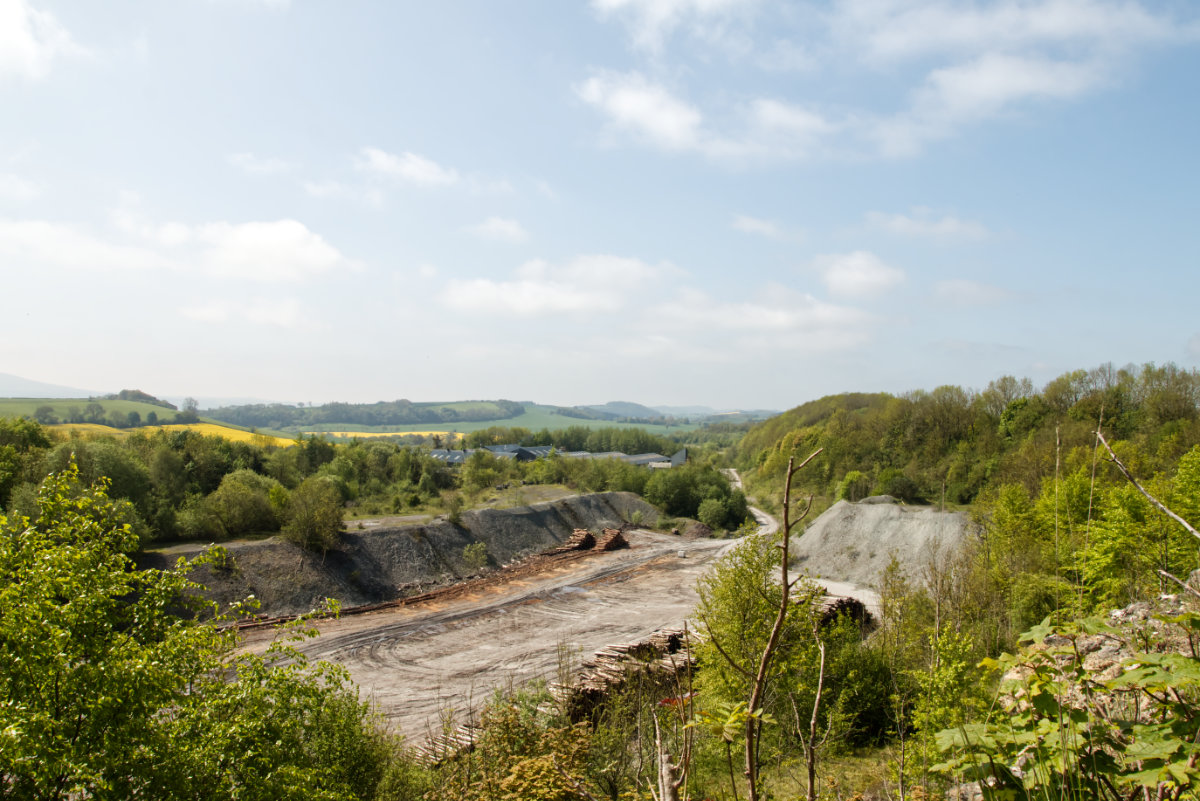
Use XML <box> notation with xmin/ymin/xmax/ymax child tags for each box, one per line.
<box><xmin>443</xmin><ymin>254</ymin><xmax>675</xmax><ymax>316</ymax></box>
<box><xmin>732</xmin><ymin>214</ymin><xmax>780</xmax><ymax>238</ymax></box>
<box><xmin>750</xmin><ymin>99</ymin><xmax>838</xmax><ymax>150</ymax></box>
<box><xmin>928</xmin><ymin>52</ymin><xmax>1100</xmax><ymax>116</ymax></box>
<box><xmin>934</xmin><ymin>279</ymin><xmax>1016</xmax><ymax>306</ymax></box>
<box><xmin>3</xmin><ymin>208</ymin><xmax>356</xmax><ymax>283</ymax></box>
<box><xmin>194</xmin><ymin>220</ymin><xmax>351</xmax><ymax>282</ymax></box>
<box><xmin>0</xmin><ymin>219</ymin><xmax>169</xmax><ymax>271</ymax></box>
<box><xmin>0</xmin><ymin>0</ymin><xmax>86</xmax><ymax>80</ymax></box>
<box><xmin>301</xmin><ymin>180</ymin><xmax>384</xmax><ymax>205</ymax></box>
<box><xmin>833</xmin><ymin>0</ymin><xmax>1181</xmax><ymax>65</ymax></box>
<box><xmin>591</xmin><ymin>0</ymin><xmax>755</xmax><ymax>51</ymax></box>
<box><xmin>468</xmin><ymin>216</ymin><xmax>529</xmax><ymax>244</ymax></box>
<box><xmin>0</xmin><ymin>173</ymin><xmax>40</xmax><ymax>202</ymax></box>
<box><xmin>356</xmin><ymin>147</ymin><xmax>459</xmax><ymax>186</ymax></box>
<box><xmin>180</xmin><ymin>297</ymin><xmax>304</xmax><ymax>328</ymax></box>
<box><xmin>816</xmin><ymin>251</ymin><xmax>905</xmax><ymax>298</ymax></box>
<box><xmin>577</xmin><ymin>72</ymin><xmax>705</xmax><ymax>151</ymax></box>
<box><xmin>866</xmin><ymin>208</ymin><xmax>989</xmax><ymax>240</ymax></box>
<box><xmin>579</xmin><ymin>1</ymin><xmax>1199</xmax><ymax>161</ymax></box>
<box><xmin>228</xmin><ymin>152</ymin><xmax>294</xmax><ymax>175</ymax></box>
<box><xmin>650</xmin><ymin>285</ymin><xmax>873</xmax><ymax>351</ymax></box>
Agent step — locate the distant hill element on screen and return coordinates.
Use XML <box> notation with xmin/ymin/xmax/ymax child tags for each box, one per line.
<box><xmin>582</xmin><ymin>401</ymin><xmax>665</xmax><ymax>420</ymax></box>
<box><xmin>695</xmin><ymin>409</ymin><xmax>780</xmax><ymax>424</ymax></box>
<box><xmin>653</xmin><ymin>405</ymin><xmax>717</xmax><ymax>417</ymax></box>
<box><xmin>0</xmin><ymin>373</ymin><xmax>101</xmax><ymax>398</ymax></box>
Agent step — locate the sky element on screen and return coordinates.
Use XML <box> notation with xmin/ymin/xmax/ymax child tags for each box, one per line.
<box><xmin>1</xmin><ymin>0</ymin><xmax>1198</xmax><ymax>410</ymax></box>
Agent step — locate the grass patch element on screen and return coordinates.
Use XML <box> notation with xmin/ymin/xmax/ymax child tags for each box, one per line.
<box><xmin>764</xmin><ymin>747</ymin><xmax>894</xmax><ymax>800</ymax></box>
<box><xmin>0</xmin><ymin>397</ymin><xmax>173</xmax><ymax>420</ymax></box>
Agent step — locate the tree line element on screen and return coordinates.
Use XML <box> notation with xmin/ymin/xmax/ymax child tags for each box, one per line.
<box><xmin>205</xmin><ymin>399</ymin><xmax>526</xmax><ymax>431</ymax></box>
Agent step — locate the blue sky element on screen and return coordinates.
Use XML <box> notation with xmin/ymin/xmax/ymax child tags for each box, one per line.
<box><xmin>1</xmin><ymin>0</ymin><xmax>1198</xmax><ymax>409</ymax></box>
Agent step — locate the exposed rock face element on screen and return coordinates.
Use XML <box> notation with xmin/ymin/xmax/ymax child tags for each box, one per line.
<box><xmin>788</xmin><ymin>496</ymin><xmax>974</xmax><ymax>588</ymax></box>
<box><xmin>139</xmin><ymin>491</ymin><xmax>659</xmax><ymax>618</ymax></box>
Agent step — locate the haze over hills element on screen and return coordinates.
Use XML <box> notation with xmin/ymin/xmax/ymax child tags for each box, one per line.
<box><xmin>0</xmin><ymin>373</ymin><xmax>100</xmax><ymax>399</ymax></box>
<box><xmin>0</xmin><ymin>374</ymin><xmax>776</xmax><ymax>426</ymax></box>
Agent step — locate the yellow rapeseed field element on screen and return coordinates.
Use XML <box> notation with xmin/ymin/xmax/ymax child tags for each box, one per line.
<box><xmin>47</xmin><ymin>423</ymin><xmax>295</xmax><ymax>447</ymax></box>
<box><xmin>307</xmin><ymin>430</ymin><xmax>452</xmax><ymax>439</ymax></box>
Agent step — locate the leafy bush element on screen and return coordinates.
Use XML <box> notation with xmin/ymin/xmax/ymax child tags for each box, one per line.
<box><xmin>283</xmin><ymin>476</ymin><xmax>344</xmax><ymax>553</ymax></box>
<box><xmin>463</xmin><ymin>541</ymin><xmax>489</xmax><ymax>572</ymax></box>
<box><xmin>0</xmin><ymin>464</ymin><xmax>403</xmax><ymax>799</ymax></box>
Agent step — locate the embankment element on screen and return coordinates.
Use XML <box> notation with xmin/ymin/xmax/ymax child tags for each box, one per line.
<box><xmin>139</xmin><ymin>491</ymin><xmax>659</xmax><ymax>618</ymax></box>
<box><xmin>790</xmin><ymin>495</ymin><xmax>975</xmax><ymax>589</ymax></box>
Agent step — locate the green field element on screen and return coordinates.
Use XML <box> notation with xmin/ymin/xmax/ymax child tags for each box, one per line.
<box><xmin>0</xmin><ymin>399</ymin><xmax>293</xmax><ymax>440</ymax></box>
<box><xmin>299</xmin><ymin>404</ymin><xmax>700</xmax><ymax>436</ymax></box>
<box><xmin>2</xmin><ymin>398</ymin><xmax>700</xmax><ymax>439</ymax></box>
<box><xmin>0</xmin><ymin>397</ymin><xmax>178</xmax><ymax>421</ymax></box>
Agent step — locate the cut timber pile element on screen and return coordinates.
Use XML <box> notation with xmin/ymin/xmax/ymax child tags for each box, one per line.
<box><xmin>416</xmin><ymin>723</ymin><xmax>483</xmax><ymax>766</ymax></box>
<box><xmin>417</xmin><ymin>627</ymin><xmax>693</xmax><ymax>765</ymax></box>
<box><xmin>550</xmin><ymin>626</ymin><xmax>692</xmax><ymax>721</ymax></box>
<box><xmin>596</xmin><ymin>527</ymin><xmax>628</xmax><ymax>551</ymax></box>
<box><xmin>552</xmin><ymin>528</ymin><xmax>596</xmax><ymax>553</ymax></box>
<box><xmin>813</xmin><ymin>594</ymin><xmax>873</xmax><ymax>629</ymax></box>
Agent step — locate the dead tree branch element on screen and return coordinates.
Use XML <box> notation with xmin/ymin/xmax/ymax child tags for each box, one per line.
<box><xmin>1097</xmin><ymin>430</ymin><xmax>1200</xmax><ymax>542</ymax></box>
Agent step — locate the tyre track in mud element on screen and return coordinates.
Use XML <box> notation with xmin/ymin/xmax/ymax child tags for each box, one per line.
<box><xmin>263</xmin><ymin>531</ymin><xmax>734</xmax><ymax>739</ymax></box>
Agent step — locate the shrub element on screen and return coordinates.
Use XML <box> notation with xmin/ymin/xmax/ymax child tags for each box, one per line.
<box><xmin>283</xmin><ymin>476</ymin><xmax>344</xmax><ymax>553</ymax></box>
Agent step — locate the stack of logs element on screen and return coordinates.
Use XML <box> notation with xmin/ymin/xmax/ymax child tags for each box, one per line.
<box><xmin>552</xmin><ymin>528</ymin><xmax>596</xmax><ymax>553</ymax></box>
<box><xmin>595</xmin><ymin>527</ymin><xmax>628</xmax><ymax>551</ymax></box>
<box><xmin>416</xmin><ymin>723</ymin><xmax>483</xmax><ymax>766</ymax></box>
<box><xmin>812</xmin><ymin>594</ymin><xmax>873</xmax><ymax>629</ymax></box>
<box><xmin>414</xmin><ymin>595</ymin><xmax>870</xmax><ymax>765</ymax></box>
<box><xmin>417</xmin><ymin>626</ymin><xmax>693</xmax><ymax>765</ymax></box>
<box><xmin>551</xmin><ymin>527</ymin><xmax>628</xmax><ymax>554</ymax></box>
<box><xmin>551</xmin><ymin>627</ymin><xmax>692</xmax><ymax>721</ymax></box>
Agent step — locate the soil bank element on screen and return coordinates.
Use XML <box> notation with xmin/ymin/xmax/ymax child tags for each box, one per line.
<box><xmin>139</xmin><ymin>491</ymin><xmax>659</xmax><ymax>618</ymax></box>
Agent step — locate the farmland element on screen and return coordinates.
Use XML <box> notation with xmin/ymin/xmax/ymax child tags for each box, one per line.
<box><xmin>0</xmin><ymin>397</ymin><xmax>176</xmax><ymax>421</ymax></box>
<box><xmin>45</xmin><ymin>422</ymin><xmax>296</xmax><ymax>447</ymax></box>
<box><xmin>300</xmin><ymin>403</ymin><xmax>700</xmax><ymax>437</ymax></box>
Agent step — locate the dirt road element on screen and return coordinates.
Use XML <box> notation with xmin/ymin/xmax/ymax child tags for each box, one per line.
<box><xmin>241</xmin><ymin>529</ymin><xmax>734</xmax><ymax>739</ymax></box>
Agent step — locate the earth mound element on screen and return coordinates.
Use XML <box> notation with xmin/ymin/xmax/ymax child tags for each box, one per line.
<box><xmin>140</xmin><ymin>491</ymin><xmax>659</xmax><ymax>618</ymax></box>
<box><xmin>789</xmin><ymin>497</ymin><xmax>974</xmax><ymax>588</ymax></box>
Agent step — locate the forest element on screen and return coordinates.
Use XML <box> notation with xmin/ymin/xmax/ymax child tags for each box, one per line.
<box><xmin>3</xmin><ymin>361</ymin><xmax>1200</xmax><ymax>799</ymax></box>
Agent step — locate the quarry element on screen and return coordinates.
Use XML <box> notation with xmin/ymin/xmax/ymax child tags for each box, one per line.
<box><xmin>152</xmin><ymin>491</ymin><xmax>974</xmax><ymax>740</ymax></box>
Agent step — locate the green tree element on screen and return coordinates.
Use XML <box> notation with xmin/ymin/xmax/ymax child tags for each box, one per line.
<box><xmin>197</xmin><ymin>469</ymin><xmax>284</xmax><ymax>540</ymax></box>
<box><xmin>463</xmin><ymin>541</ymin><xmax>489</xmax><ymax>572</ymax></box>
<box><xmin>836</xmin><ymin>469</ymin><xmax>871</xmax><ymax>501</ymax></box>
<box><xmin>0</xmin><ymin>417</ymin><xmax>51</xmax><ymax>508</ymax></box>
<box><xmin>696</xmin><ymin>497</ymin><xmax>728</xmax><ymax>529</ymax></box>
<box><xmin>0</xmin><ymin>464</ymin><xmax>400</xmax><ymax>799</ymax></box>
<box><xmin>284</xmin><ymin>475</ymin><xmax>344</xmax><ymax>553</ymax></box>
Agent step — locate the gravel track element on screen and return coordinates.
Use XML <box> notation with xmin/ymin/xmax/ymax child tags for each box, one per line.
<box><xmin>243</xmin><ymin>530</ymin><xmax>734</xmax><ymax>739</ymax></box>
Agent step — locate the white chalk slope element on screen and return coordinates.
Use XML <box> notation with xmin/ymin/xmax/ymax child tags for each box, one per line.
<box><xmin>790</xmin><ymin>496</ymin><xmax>973</xmax><ymax>590</ymax></box>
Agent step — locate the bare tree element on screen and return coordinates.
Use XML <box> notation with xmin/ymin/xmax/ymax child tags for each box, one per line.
<box><xmin>742</xmin><ymin>449</ymin><xmax>823</xmax><ymax>801</ymax></box>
